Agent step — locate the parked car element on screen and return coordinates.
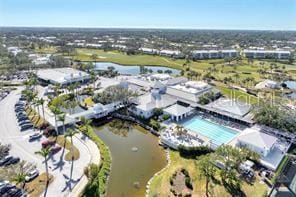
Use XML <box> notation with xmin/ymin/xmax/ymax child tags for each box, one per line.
<box><xmin>0</xmin><ymin>181</ymin><xmax>9</xmax><ymax>191</ymax></box>
<box><xmin>19</xmin><ymin>120</ymin><xmax>31</xmax><ymax>126</ymax></box>
<box><xmin>25</xmin><ymin>169</ymin><xmax>39</xmax><ymax>182</ymax></box>
<box><xmin>4</xmin><ymin>156</ymin><xmax>20</xmax><ymax>166</ymax></box>
<box><xmin>3</xmin><ymin>187</ymin><xmax>21</xmax><ymax>197</ymax></box>
<box><xmin>0</xmin><ymin>156</ymin><xmax>13</xmax><ymax>166</ymax></box>
<box><xmin>41</xmin><ymin>139</ymin><xmax>56</xmax><ymax>148</ymax></box>
<box><xmin>20</xmin><ymin>124</ymin><xmax>33</xmax><ymax>131</ymax></box>
<box><xmin>16</xmin><ymin>111</ymin><xmax>26</xmax><ymax>117</ymax></box>
<box><xmin>15</xmin><ymin>108</ymin><xmax>25</xmax><ymax>113</ymax></box>
<box><xmin>0</xmin><ymin>184</ymin><xmax>15</xmax><ymax>195</ymax></box>
<box><xmin>29</xmin><ymin>133</ymin><xmax>42</xmax><ymax>141</ymax></box>
<box><xmin>50</xmin><ymin>145</ymin><xmax>62</xmax><ymax>154</ymax></box>
<box><xmin>18</xmin><ymin>117</ymin><xmax>29</xmax><ymax>122</ymax></box>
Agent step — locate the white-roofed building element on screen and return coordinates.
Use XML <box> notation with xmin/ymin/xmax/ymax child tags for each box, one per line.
<box><xmin>234</xmin><ymin>127</ymin><xmax>289</xmax><ymax>170</ymax></box>
<box><xmin>37</xmin><ymin>68</ymin><xmax>90</xmax><ymax>85</ymax></box>
<box><xmin>166</xmin><ymin>81</ymin><xmax>214</xmax><ymax>103</ymax></box>
<box><xmin>159</xmin><ymin>49</ymin><xmax>184</xmax><ymax>58</ymax></box>
<box><xmin>243</xmin><ymin>50</ymin><xmax>291</xmax><ymax>59</ymax></box>
<box><xmin>255</xmin><ymin>79</ymin><xmax>279</xmax><ymax>89</ymax></box>
<box><xmin>139</xmin><ymin>47</ymin><xmax>159</xmax><ymax>55</ymax></box>
<box><xmin>236</xmin><ymin>128</ymin><xmax>277</xmax><ymax>157</ymax></box>
<box><xmin>191</xmin><ymin>49</ymin><xmax>239</xmax><ymax>59</ymax></box>
<box><xmin>131</xmin><ymin>92</ymin><xmax>177</xmax><ymax>119</ymax></box>
<box><xmin>163</xmin><ymin>103</ymin><xmax>194</xmax><ymax>121</ymax></box>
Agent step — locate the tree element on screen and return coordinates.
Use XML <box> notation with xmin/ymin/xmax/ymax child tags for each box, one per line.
<box><xmin>35</xmin><ymin>147</ymin><xmax>50</xmax><ymax>182</ymax></box>
<box><xmin>49</xmin><ymin>105</ymin><xmax>62</xmax><ymax>134</ymax></box>
<box><xmin>13</xmin><ymin>172</ymin><xmax>27</xmax><ymax>189</ymax></box>
<box><xmin>58</xmin><ymin>113</ymin><xmax>66</xmax><ymax>134</ymax></box>
<box><xmin>64</xmin><ymin>128</ymin><xmax>79</xmax><ymax>160</ymax></box>
<box><xmin>79</xmin><ymin>116</ymin><xmax>92</xmax><ymax>134</ymax></box>
<box><xmin>38</xmin><ymin>98</ymin><xmax>45</xmax><ymax>118</ymax></box>
<box><xmin>91</xmin><ymin>54</ymin><xmax>98</xmax><ymax>63</ymax></box>
<box><xmin>149</xmin><ymin>119</ymin><xmax>161</xmax><ymax>131</ymax></box>
<box><xmin>198</xmin><ymin>155</ymin><xmax>216</xmax><ymax>197</ymax></box>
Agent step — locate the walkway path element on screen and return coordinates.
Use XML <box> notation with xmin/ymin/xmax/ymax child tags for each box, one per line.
<box><xmin>0</xmin><ymin>87</ymin><xmax>100</xmax><ymax>196</ymax></box>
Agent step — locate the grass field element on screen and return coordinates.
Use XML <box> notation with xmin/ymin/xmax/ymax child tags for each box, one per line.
<box><xmin>25</xmin><ymin>173</ymin><xmax>53</xmax><ymax>197</ymax></box>
<box><xmin>149</xmin><ymin>151</ymin><xmax>267</xmax><ymax>197</ymax></box>
<box><xmin>49</xmin><ymin>135</ymin><xmax>80</xmax><ymax>161</ymax></box>
<box><xmin>34</xmin><ymin>46</ymin><xmax>58</xmax><ymax>54</ymax></box>
<box><xmin>74</xmin><ymin>48</ymin><xmax>296</xmax><ymax>82</ymax></box>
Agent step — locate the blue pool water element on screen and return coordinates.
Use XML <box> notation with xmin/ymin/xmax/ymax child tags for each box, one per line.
<box><xmin>182</xmin><ymin>116</ymin><xmax>238</xmax><ymax>145</ymax></box>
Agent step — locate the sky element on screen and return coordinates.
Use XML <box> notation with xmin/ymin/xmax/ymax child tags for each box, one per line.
<box><xmin>0</xmin><ymin>0</ymin><xmax>295</xmax><ymax>30</ymax></box>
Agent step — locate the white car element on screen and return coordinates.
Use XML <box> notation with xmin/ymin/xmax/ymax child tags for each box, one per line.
<box><xmin>25</xmin><ymin>169</ymin><xmax>39</xmax><ymax>182</ymax></box>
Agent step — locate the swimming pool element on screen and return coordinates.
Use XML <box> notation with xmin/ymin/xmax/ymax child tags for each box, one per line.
<box><xmin>182</xmin><ymin>116</ymin><xmax>238</xmax><ymax>145</ymax></box>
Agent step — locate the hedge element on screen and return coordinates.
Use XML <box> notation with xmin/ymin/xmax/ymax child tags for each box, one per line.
<box><xmin>81</xmin><ymin>126</ymin><xmax>111</xmax><ymax>197</ymax></box>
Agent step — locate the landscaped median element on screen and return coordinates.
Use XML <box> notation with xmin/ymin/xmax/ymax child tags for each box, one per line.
<box><xmin>79</xmin><ymin>125</ymin><xmax>111</xmax><ymax>197</ymax></box>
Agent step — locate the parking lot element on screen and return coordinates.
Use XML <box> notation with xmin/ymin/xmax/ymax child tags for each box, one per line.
<box><xmin>0</xmin><ymin>88</ymin><xmax>95</xmax><ymax>196</ymax></box>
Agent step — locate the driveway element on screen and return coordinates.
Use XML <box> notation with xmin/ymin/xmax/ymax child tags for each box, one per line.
<box><xmin>0</xmin><ymin>87</ymin><xmax>96</xmax><ymax>196</ymax></box>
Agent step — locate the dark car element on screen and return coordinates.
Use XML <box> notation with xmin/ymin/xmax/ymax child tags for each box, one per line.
<box><xmin>29</xmin><ymin>133</ymin><xmax>42</xmax><ymax>141</ymax></box>
<box><xmin>16</xmin><ymin>112</ymin><xmax>26</xmax><ymax>117</ymax></box>
<box><xmin>15</xmin><ymin>103</ymin><xmax>25</xmax><ymax>107</ymax></box>
<box><xmin>18</xmin><ymin>117</ymin><xmax>29</xmax><ymax>122</ymax></box>
<box><xmin>4</xmin><ymin>157</ymin><xmax>20</xmax><ymax>166</ymax></box>
<box><xmin>17</xmin><ymin>114</ymin><xmax>27</xmax><ymax>119</ymax></box>
<box><xmin>3</xmin><ymin>187</ymin><xmax>21</xmax><ymax>197</ymax></box>
<box><xmin>20</xmin><ymin>124</ymin><xmax>33</xmax><ymax>131</ymax></box>
<box><xmin>0</xmin><ymin>156</ymin><xmax>13</xmax><ymax>166</ymax></box>
<box><xmin>0</xmin><ymin>184</ymin><xmax>15</xmax><ymax>195</ymax></box>
<box><xmin>15</xmin><ymin>108</ymin><xmax>25</xmax><ymax>113</ymax></box>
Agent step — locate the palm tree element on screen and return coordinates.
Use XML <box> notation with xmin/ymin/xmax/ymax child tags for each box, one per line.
<box><xmin>58</xmin><ymin>113</ymin><xmax>66</xmax><ymax>134</ymax></box>
<box><xmin>64</xmin><ymin>128</ymin><xmax>79</xmax><ymax>160</ymax></box>
<box><xmin>79</xmin><ymin>116</ymin><xmax>92</xmax><ymax>134</ymax></box>
<box><xmin>38</xmin><ymin>98</ymin><xmax>45</xmax><ymax>118</ymax></box>
<box><xmin>199</xmin><ymin>155</ymin><xmax>216</xmax><ymax>197</ymax></box>
<box><xmin>35</xmin><ymin>147</ymin><xmax>50</xmax><ymax>182</ymax></box>
<box><xmin>233</xmin><ymin>73</ymin><xmax>240</xmax><ymax>85</ymax></box>
<box><xmin>13</xmin><ymin>172</ymin><xmax>27</xmax><ymax>189</ymax></box>
<box><xmin>49</xmin><ymin>105</ymin><xmax>61</xmax><ymax>134</ymax></box>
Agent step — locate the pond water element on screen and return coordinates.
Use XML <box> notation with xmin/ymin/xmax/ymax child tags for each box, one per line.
<box><xmin>285</xmin><ymin>81</ymin><xmax>296</xmax><ymax>90</ymax></box>
<box><xmin>94</xmin><ymin>124</ymin><xmax>167</xmax><ymax>197</ymax></box>
<box><xmin>285</xmin><ymin>81</ymin><xmax>296</xmax><ymax>99</ymax></box>
<box><xmin>95</xmin><ymin>62</ymin><xmax>180</xmax><ymax>75</ymax></box>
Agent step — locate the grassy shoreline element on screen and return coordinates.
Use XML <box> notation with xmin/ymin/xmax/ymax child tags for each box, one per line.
<box><xmin>81</xmin><ymin>126</ymin><xmax>111</xmax><ymax>197</ymax></box>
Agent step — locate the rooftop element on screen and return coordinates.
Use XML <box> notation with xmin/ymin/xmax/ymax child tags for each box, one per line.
<box><xmin>37</xmin><ymin>68</ymin><xmax>90</xmax><ymax>84</ymax></box>
<box><xmin>163</xmin><ymin>104</ymin><xmax>193</xmax><ymax>117</ymax></box>
<box><xmin>206</xmin><ymin>98</ymin><xmax>251</xmax><ymax>117</ymax></box>
<box><xmin>237</xmin><ymin>128</ymin><xmax>278</xmax><ymax>150</ymax></box>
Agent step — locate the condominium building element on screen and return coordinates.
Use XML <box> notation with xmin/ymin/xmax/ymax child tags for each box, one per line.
<box><xmin>191</xmin><ymin>49</ymin><xmax>239</xmax><ymax>59</ymax></box>
<box><xmin>243</xmin><ymin>50</ymin><xmax>291</xmax><ymax>59</ymax></box>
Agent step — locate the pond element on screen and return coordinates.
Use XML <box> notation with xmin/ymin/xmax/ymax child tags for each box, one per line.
<box><xmin>95</xmin><ymin>62</ymin><xmax>180</xmax><ymax>75</ymax></box>
<box><xmin>285</xmin><ymin>81</ymin><xmax>296</xmax><ymax>99</ymax></box>
<box><xmin>285</xmin><ymin>80</ymin><xmax>296</xmax><ymax>90</ymax></box>
<box><xmin>94</xmin><ymin>123</ymin><xmax>167</xmax><ymax>197</ymax></box>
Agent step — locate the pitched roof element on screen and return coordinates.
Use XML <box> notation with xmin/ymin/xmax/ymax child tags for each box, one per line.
<box><xmin>238</xmin><ymin>128</ymin><xmax>278</xmax><ymax>150</ymax></box>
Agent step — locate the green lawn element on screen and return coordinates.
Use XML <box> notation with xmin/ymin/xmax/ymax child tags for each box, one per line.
<box><xmin>34</xmin><ymin>46</ymin><xmax>58</xmax><ymax>54</ymax></box>
<box><xmin>74</xmin><ymin>48</ymin><xmax>296</xmax><ymax>82</ymax></box>
<box><xmin>149</xmin><ymin>151</ymin><xmax>267</xmax><ymax>197</ymax></box>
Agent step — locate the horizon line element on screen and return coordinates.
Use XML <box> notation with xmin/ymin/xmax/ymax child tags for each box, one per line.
<box><xmin>0</xmin><ymin>25</ymin><xmax>295</xmax><ymax>32</ymax></box>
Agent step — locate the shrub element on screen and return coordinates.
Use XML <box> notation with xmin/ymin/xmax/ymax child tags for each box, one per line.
<box><xmin>178</xmin><ymin>145</ymin><xmax>213</xmax><ymax>158</ymax></box>
<box><xmin>185</xmin><ymin>177</ymin><xmax>193</xmax><ymax>190</ymax></box>
<box><xmin>81</xmin><ymin>127</ymin><xmax>111</xmax><ymax>196</ymax></box>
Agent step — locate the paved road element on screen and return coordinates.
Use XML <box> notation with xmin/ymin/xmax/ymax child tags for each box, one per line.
<box><xmin>0</xmin><ymin>88</ymin><xmax>98</xmax><ymax>196</ymax></box>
